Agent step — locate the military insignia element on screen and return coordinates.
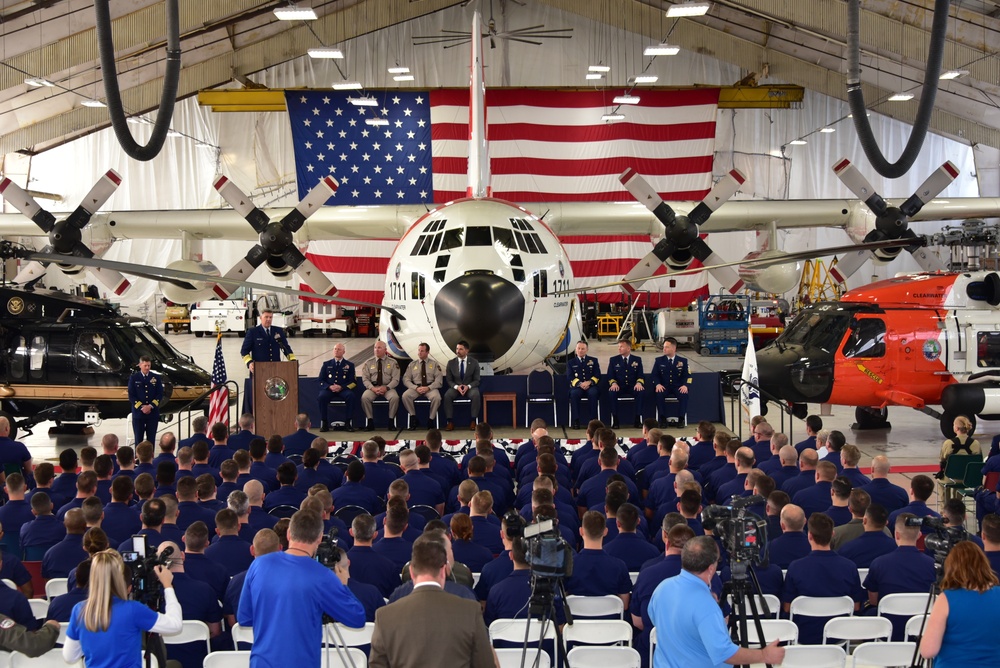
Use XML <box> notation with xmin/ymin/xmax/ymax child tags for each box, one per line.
<box><xmin>150</xmin><ymin>378</ymin><xmax>157</xmax><ymax>385</ymax></box>
<box><xmin>274</xmin><ymin>334</ymin><xmax>281</xmax><ymax>340</ymax></box>
<box><xmin>6</xmin><ymin>297</ymin><xmax>24</xmax><ymax>316</ymax></box>
<box><xmin>676</xmin><ymin>362</ymin><xmax>683</xmax><ymax>368</ymax></box>
<box><xmin>0</xmin><ymin>618</ymin><xmax>14</xmax><ymax>629</ymax></box>
<box><xmin>631</xmin><ymin>362</ymin><xmax>638</xmax><ymax>368</ymax></box>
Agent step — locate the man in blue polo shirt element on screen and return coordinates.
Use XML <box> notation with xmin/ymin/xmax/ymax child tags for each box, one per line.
<box><xmin>793</xmin><ymin>415</ymin><xmax>822</xmax><ymax>454</ymax></box>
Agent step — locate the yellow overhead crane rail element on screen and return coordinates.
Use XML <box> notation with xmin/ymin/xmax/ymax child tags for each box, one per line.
<box><xmin>197</xmin><ymin>86</ymin><xmax>805</xmax><ymax>113</ymax></box>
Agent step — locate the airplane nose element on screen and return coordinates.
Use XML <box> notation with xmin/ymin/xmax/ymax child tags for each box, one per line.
<box><xmin>435</xmin><ymin>271</ymin><xmax>524</xmax><ymax>361</ymax></box>
<box><xmin>757</xmin><ymin>345</ymin><xmax>835</xmax><ymax>404</ymax></box>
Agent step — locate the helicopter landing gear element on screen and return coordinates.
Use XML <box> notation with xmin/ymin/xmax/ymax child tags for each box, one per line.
<box><xmin>854</xmin><ymin>406</ymin><xmax>891</xmax><ymax>431</ymax></box>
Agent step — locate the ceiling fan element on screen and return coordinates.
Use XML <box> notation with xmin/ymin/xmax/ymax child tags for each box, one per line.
<box><xmin>413</xmin><ymin>0</ymin><xmax>572</xmax><ymax>49</ymax></box>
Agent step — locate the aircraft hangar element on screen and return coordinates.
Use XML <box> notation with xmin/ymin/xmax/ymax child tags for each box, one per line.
<box><xmin>1</xmin><ymin>1</ymin><xmax>1000</xmax><ymax>465</ymax></box>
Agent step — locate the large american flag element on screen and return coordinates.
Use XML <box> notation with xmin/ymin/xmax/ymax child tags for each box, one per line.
<box><xmin>207</xmin><ymin>333</ymin><xmax>229</xmax><ymax>426</ymax></box>
<box><xmin>287</xmin><ymin>88</ymin><xmax>720</xmax><ymax>305</ymax></box>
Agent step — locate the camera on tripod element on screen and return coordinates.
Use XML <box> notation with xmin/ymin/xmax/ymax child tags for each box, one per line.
<box><xmin>905</xmin><ymin>515</ymin><xmax>967</xmax><ymax>574</ymax></box>
<box><xmin>315</xmin><ymin>528</ymin><xmax>342</xmax><ymax>570</ymax></box>
<box><xmin>522</xmin><ymin>517</ymin><xmax>574</xmax><ymax>580</ymax></box>
<box><xmin>121</xmin><ymin>535</ymin><xmax>174</xmax><ymax>608</ymax></box>
<box><xmin>702</xmin><ymin>494</ymin><xmax>769</xmax><ymax>566</ymax></box>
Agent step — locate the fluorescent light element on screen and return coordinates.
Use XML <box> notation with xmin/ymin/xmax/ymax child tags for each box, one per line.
<box><xmin>888</xmin><ymin>92</ymin><xmax>914</xmax><ymax>101</ymax></box>
<box><xmin>820</xmin><ymin>127</ymin><xmax>836</xmax><ymax>133</ymax></box>
<box><xmin>588</xmin><ymin>65</ymin><xmax>611</xmax><ymax>72</ymax></box>
<box><xmin>273</xmin><ymin>5</ymin><xmax>316</xmax><ymax>20</ymax></box>
<box><xmin>349</xmin><ymin>97</ymin><xmax>378</xmax><ymax>106</ymax></box>
<box><xmin>365</xmin><ymin>118</ymin><xmax>389</xmax><ymax>126</ymax></box>
<box><xmin>387</xmin><ymin>66</ymin><xmax>410</xmax><ymax>74</ymax></box>
<box><xmin>631</xmin><ymin>75</ymin><xmax>659</xmax><ymax>84</ymax></box>
<box><xmin>81</xmin><ymin>99</ymin><xmax>106</xmax><ymax>108</ymax></box>
<box><xmin>586</xmin><ymin>73</ymin><xmax>604</xmax><ymax>80</ymax></box>
<box><xmin>666</xmin><ymin>1</ymin><xmax>711</xmax><ymax>17</ymax></box>
<box><xmin>332</xmin><ymin>81</ymin><xmax>363</xmax><ymax>90</ymax></box>
<box><xmin>393</xmin><ymin>75</ymin><xmax>415</xmax><ymax>82</ymax></box>
<box><xmin>940</xmin><ymin>69</ymin><xmax>969</xmax><ymax>80</ymax></box>
<box><xmin>602</xmin><ymin>114</ymin><xmax>626</xmax><ymax>122</ymax></box>
<box><xmin>644</xmin><ymin>43</ymin><xmax>680</xmax><ymax>56</ymax></box>
<box><xmin>789</xmin><ymin>139</ymin><xmax>807</xmax><ymax>145</ymax></box>
<box><xmin>308</xmin><ymin>48</ymin><xmax>343</xmax><ymax>59</ymax></box>
<box><xmin>167</xmin><ymin>130</ymin><xmax>183</xmax><ymax>138</ymax></box>
<box><xmin>613</xmin><ymin>95</ymin><xmax>640</xmax><ymax>105</ymax></box>
<box><xmin>24</xmin><ymin>77</ymin><xmax>54</xmax><ymax>87</ymax></box>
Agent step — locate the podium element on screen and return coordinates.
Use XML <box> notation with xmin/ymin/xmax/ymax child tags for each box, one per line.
<box><xmin>252</xmin><ymin>361</ymin><xmax>299</xmax><ymax>439</ymax></box>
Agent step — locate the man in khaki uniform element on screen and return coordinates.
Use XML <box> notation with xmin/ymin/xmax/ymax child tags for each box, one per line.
<box><xmin>0</xmin><ymin>612</ymin><xmax>59</xmax><ymax>656</ymax></box>
<box><xmin>401</xmin><ymin>343</ymin><xmax>445</xmax><ymax>430</ymax></box>
<box><xmin>360</xmin><ymin>341</ymin><xmax>401</xmax><ymax>431</ymax></box>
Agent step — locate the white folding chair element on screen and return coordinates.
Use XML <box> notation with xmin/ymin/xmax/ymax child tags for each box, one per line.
<box><xmin>850</xmin><ymin>640</ymin><xmax>918</xmax><ymax>667</ymax></box>
<box><xmin>566</xmin><ymin>646</ymin><xmax>641</xmax><ymax>668</ymax></box>
<box><xmin>231</xmin><ymin>623</ymin><xmax>254</xmax><ymax>646</ymax></box>
<box><xmin>629</xmin><ymin>572</ymin><xmax>639</xmax><ymax>585</ymax></box>
<box><xmin>204</xmin><ymin>652</ymin><xmax>252</xmax><ymax>668</ymax></box>
<box><xmin>904</xmin><ymin>614</ymin><xmax>929</xmax><ymax>641</ymax></box>
<box><xmin>319</xmin><ymin>647</ymin><xmax>368</xmax><ymax>668</ymax></box>
<box><xmin>495</xmin><ymin>647</ymin><xmax>551</xmax><ymax>668</ymax></box>
<box><xmin>736</xmin><ymin>593</ymin><xmax>781</xmax><ymax>618</ymax></box>
<box><xmin>0</xmin><ymin>650</ymin><xmax>9</xmax><ymax>668</ymax></box>
<box><xmin>10</xmin><ymin>648</ymin><xmax>83</xmax><ymax>668</ymax></box>
<box><xmin>788</xmin><ymin>595</ymin><xmax>855</xmax><ymax>625</ymax></box>
<box><xmin>44</xmin><ymin>579</ymin><xmax>68</xmax><ymax>600</ymax></box>
<box><xmin>57</xmin><ymin>622</ymin><xmax>68</xmax><ymax>646</ymax></box>
<box><xmin>328</xmin><ymin>622</ymin><xmax>375</xmax><ymax>647</ymax></box>
<box><xmin>472</xmin><ymin>572</ymin><xmax>481</xmax><ymax>588</ymax></box>
<box><xmin>877</xmin><ymin>593</ymin><xmax>932</xmax><ymax>619</ymax></box>
<box><xmin>562</xmin><ymin>620</ymin><xmax>632</xmax><ymax>647</ymax></box>
<box><xmin>857</xmin><ymin>568</ymin><xmax>869</xmax><ymax>584</ymax></box>
<box><xmin>822</xmin><ymin>615</ymin><xmax>892</xmax><ymax>651</ymax></box>
<box><xmin>1</xmin><ymin>580</ymin><xmax>16</xmax><ymax>591</ymax></box>
<box><xmin>27</xmin><ymin>598</ymin><xmax>48</xmax><ymax>620</ymax></box>
<box><xmin>565</xmin><ymin>595</ymin><xmax>624</xmax><ymax>620</ymax></box>
<box><xmin>649</xmin><ymin>626</ymin><xmax>657</xmax><ymax>668</ymax></box>
<box><xmin>744</xmin><ymin>618</ymin><xmax>799</xmax><ymax>645</ymax></box>
<box><xmin>778</xmin><ymin>644</ymin><xmax>846</xmax><ymax>667</ymax></box>
<box><xmin>161</xmin><ymin>619</ymin><xmax>211</xmax><ymax>657</ymax></box>
<box><xmin>489</xmin><ymin>619</ymin><xmax>556</xmax><ymax>667</ymax></box>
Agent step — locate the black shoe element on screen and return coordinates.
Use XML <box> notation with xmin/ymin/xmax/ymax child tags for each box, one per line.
<box><xmin>571</xmin><ymin>421</ymin><xmax>580</xmax><ymax>430</ymax></box>
<box><xmin>320</xmin><ymin>422</ymin><xmax>330</xmax><ymax>433</ymax></box>
<box><xmin>345</xmin><ymin>423</ymin><xmax>355</xmax><ymax>433</ymax></box>
<box><xmin>366</xmin><ymin>420</ymin><xmax>375</xmax><ymax>431</ymax></box>
<box><xmin>610</xmin><ymin>420</ymin><xmax>620</xmax><ymax>429</ymax></box>
<box><xmin>659</xmin><ymin>419</ymin><xmax>667</xmax><ymax>429</ymax></box>
<box><xmin>676</xmin><ymin>420</ymin><xmax>685</xmax><ymax>428</ymax></box>
<box><xmin>633</xmin><ymin>419</ymin><xmax>642</xmax><ymax>428</ymax></box>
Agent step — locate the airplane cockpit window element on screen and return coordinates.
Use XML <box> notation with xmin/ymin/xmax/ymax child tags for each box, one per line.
<box><xmin>441</xmin><ymin>229</ymin><xmax>463</xmax><ymax>251</ymax></box>
<box><xmin>29</xmin><ymin>335</ymin><xmax>45</xmax><ymax>380</ymax></box>
<box><xmin>842</xmin><ymin>318</ymin><xmax>886</xmax><ymax>358</ymax></box>
<box><xmin>465</xmin><ymin>227</ymin><xmax>492</xmax><ymax>246</ymax></box>
<box><xmin>493</xmin><ymin>227</ymin><xmax>515</xmax><ymax>250</ymax></box>
<box><xmin>409</xmin><ymin>220</ymin><xmax>448</xmax><ymax>256</ymax></box>
<box><xmin>75</xmin><ymin>332</ymin><xmax>122</xmax><ymax>373</ymax></box>
<box><xmin>976</xmin><ymin>332</ymin><xmax>1000</xmax><ymax>368</ymax></box>
<box><xmin>781</xmin><ymin>310</ymin><xmax>851</xmax><ymax>354</ymax></box>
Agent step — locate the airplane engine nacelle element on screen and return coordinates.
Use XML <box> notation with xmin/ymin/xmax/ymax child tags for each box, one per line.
<box><xmin>264</xmin><ymin>256</ymin><xmax>294</xmax><ymax>281</ymax></box>
<box><xmin>53</xmin><ymin>260</ymin><xmax>84</xmax><ymax>276</ymax></box>
<box><xmin>941</xmin><ymin>383</ymin><xmax>1000</xmax><ymax>421</ymax></box>
<box><xmin>737</xmin><ymin>251</ymin><xmax>801</xmax><ymax>295</ymax></box>
<box><xmin>160</xmin><ymin>260</ymin><xmax>221</xmax><ymax>304</ymax></box>
<box><xmin>873</xmin><ymin>246</ymin><xmax>903</xmax><ymax>263</ymax></box>
<box><xmin>665</xmin><ymin>250</ymin><xmax>694</xmax><ymax>272</ymax></box>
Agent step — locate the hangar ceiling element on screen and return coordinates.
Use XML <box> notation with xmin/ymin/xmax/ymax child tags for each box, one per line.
<box><xmin>0</xmin><ymin>0</ymin><xmax>998</xmax><ymax>156</ymax></box>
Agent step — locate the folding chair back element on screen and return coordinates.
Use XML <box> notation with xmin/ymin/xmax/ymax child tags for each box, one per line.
<box><xmin>789</xmin><ymin>595</ymin><xmax>854</xmax><ymax>620</ymax></box>
<box><xmin>823</xmin><ymin>615</ymin><xmax>892</xmax><ymax>649</ymax></box>
<box><xmin>45</xmin><ymin>578</ymin><xmax>68</xmax><ymax>599</ymax></box>
<box><xmin>204</xmin><ymin>652</ymin><xmax>252</xmax><ymax>668</ymax></box>
<box><xmin>779</xmin><ymin>645</ymin><xmax>846</xmax><ymax>667</ymax></box>
<box><xmin>904</xmin><ymin>614</ymin><xmax>929</xmax><ymax>641</ymax></box>
<box><xmin>565</xmin><ymin>646</ymin><xmax>641</xmax><ymax>668</ymax></box>
<box><xmin>495</xmin><ymin>648</ymin><xmax>550</xmax><ymax>668</ymax></box>
<box><xmin>877</xmin><ymin>593</ymin><xmax>931</xmax><ymax>618</ymax></box>
<box><xmin>562</xmin><ymin>620</ymin><xmax>632</xmax><ymax>646</ymax></box>
<box><xmin>851</xmin><ymin>640</ymin><xmax>918</xmax><ymax>667</ymax></box>
<box><xmin>744</xmin><ymin>618</ymin><xmax>799</xmax><ymax>645</ymax></box>
<box><xmin>565</xmin><ymin>595</ymin><xmax>624</xmax><ymax>620</ymax></box>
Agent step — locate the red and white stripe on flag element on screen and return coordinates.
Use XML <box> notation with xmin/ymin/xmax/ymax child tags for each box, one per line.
<box><xmin>208</xmin><ymin>334</ymin><xmax>229</xmax><ymax>426</ymax></box>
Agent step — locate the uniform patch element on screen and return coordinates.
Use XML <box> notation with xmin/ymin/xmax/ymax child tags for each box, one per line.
<box><xmin>0</xmin><ymin>617</ymin><xmax>15</xmax><ymax>629</ymax></box>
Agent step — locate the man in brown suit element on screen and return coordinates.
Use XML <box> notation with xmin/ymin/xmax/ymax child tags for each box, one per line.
<box><xmin>369</xmin><ymin>533</ymin><xmax>497</xmax><ymax>668</ymax></box>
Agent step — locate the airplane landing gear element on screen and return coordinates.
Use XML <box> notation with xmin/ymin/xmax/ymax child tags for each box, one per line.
<box><xmin>854</xmin><ymin>406</ymin><xmax>890</xmax><ymax>430</ymax></box>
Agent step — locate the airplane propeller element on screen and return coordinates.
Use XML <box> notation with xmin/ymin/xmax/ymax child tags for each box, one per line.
<box><xmin>0</xmin><ymin>170</ymin><xmax>131</xmax><ymax>295</ymax></box>
<box><xmin>211</xmin><ymin>175</ymin><xmax>340</xmax><ymax>300</ymax></box>
<box><xmin>619</xmin><ymin>167</ymin><xmax>747</xmax><ymax>294</ymax></box>
<box><xmin>830</xmin><ymin>158</ymin><xmax>953</xmax><ymax>283</ymax></box>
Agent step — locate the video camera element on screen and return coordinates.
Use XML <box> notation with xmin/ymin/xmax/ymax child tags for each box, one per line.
<box><xmin>904</xmin><ymin>515</ymin><xmax>968</xmax><ymax>575</ymax></box>
<box><xmin>702</xmin><ymin>494</ymin><xmax>769</xmax><ymax>569</ymax></box>
<box><xmin>315</xmin><ymin>528</ymin><xmax>342</xmax><ymax>571</ymax></box>
<box><xmin>122</xmin><ymin>535</ymin><xmax>174</xmax><ymax>609</ymax></box>
<box><xmin>503</xmin><ymin>509</ymin><xmax>573</xmax><ymax>581</ymax></box>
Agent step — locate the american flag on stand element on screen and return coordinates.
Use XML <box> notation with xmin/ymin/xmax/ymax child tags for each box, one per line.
<box><xmin>207</xmin><ymin>333</ymin><xmax>229</xmax><ymax>426</ymax></box>
<box><xmin>286</xmin><ymin>88</ymin><xmax>720</xmax><ymax>305</ymax></box>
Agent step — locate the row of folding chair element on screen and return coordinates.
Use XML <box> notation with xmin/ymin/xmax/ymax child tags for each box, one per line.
<box><xmin>204</xmin><ymin>649</ymin><xmax>367</xmax><ymax>668</ymax></box>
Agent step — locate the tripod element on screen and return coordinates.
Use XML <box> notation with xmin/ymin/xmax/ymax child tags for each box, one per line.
<box><xmin>322</xmin><ymin>616</ymin><xmax>359</xmax><ymax>668</ymax></box>
<box><xmin>724</xmin><ymin>560</ymin><xmax>773</xmax><ymax>668</ymax></box>
<box><xmin>519</xmin><ymin>575</ymin><xmax>574</xmax><ymax>668</ymax></box>
<box><xmin>906</xmin><ymin>581</ymin><xmax>940</xmax><ymax>668</ymax></box>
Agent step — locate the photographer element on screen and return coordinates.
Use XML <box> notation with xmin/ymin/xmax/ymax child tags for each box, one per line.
<box><xmin>920</xmin><ymin>541</ymin><xmax>1000</xmax><ymax>665</ymax></box>
<box><xmin>237</xmin><ymin>509</ymin><xmax>364</xmax><ymax>666</ymax></box>
<box><xmin>63</xmin><ymin>549</ymin><xmax>182</xmax><ymax>666</ymax></box>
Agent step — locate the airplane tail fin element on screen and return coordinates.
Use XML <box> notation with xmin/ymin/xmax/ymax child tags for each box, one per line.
<box><xmin>467</xmin><ymin>11</ymin><xmax>490</xmax><ymax>199</ymax></box>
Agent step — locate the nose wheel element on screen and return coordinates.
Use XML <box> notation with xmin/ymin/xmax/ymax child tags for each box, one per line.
<box><xmin>854</xmin><ymin>406</ymin><xmax>890</xmax><ymax>430</ymax></box>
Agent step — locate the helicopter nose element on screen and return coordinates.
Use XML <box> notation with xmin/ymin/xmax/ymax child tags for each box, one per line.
<box><xmin>435</xmin><ymin>271</ymin><xmax>524</xmax><ymax>362</ymax></box>
<box><xmin>757</xmin><ymin>344</ymin><xmax>835</xmax><ymax>404</ymax></box>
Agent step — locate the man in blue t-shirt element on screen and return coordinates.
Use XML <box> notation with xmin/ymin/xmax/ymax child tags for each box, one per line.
<box><xmin>238</xmin><ymin>510</ymin><xmax>364</xmax><ymax>667</ymax></box>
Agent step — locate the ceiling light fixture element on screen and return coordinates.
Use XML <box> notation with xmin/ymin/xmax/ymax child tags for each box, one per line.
<box><xmin>586</xmin><ymin>73</ymin><xmax>604</xmax><ymax>80</ymax></box>
<box><xmin>365</xmin><ymin>118</ymin><xmax>389</xmax><ymax>126</ymax></box>
<box><xmin>332</xmin><ymin>81</ymin><xmax>363</xmax><ymax>90</ymax></box>
<box><xmin>349</xmin><ymin>97</ymin><xmax>379</xmax><ymax>106</ymax></box>
<box><xmin>589</xmin><ymin>65</ymin><xmax>611</xmax><ymax>72</ymax></box>
<box><xmin>644</xmin><ymin>43</ymin><xmax>680</xmax><ymax>56</ymax></box>
<box><xmin>387</xmin><ymin>66</ymin><xmax>410</xmax><ymax>74</ymax></box>
<box><xmin>613</xmin><ymin>95</ymin><xmax>641</xmax><ymax>105</ymax></box>
<box><xmin>308</xmin><ymin>48</ymin><xmax>343</xmax><ymax>59</ymax></box>
<box><xmin>820</xmin><ymin>127</ymin><xmax>836</xmax><ymax>133</ymax></box>
<box><xmin>273</xmin><ymin>4</ymin><xmax>317</xmax><ymax>20</ymax></box>
<box><xmin>602</xmin><ymin>114</ymin><xmax>626</xmax><ymax>121</ymax></box>
<box><xmin>888</xmin><ymin>92</ymin><xmax>914</xmax><ymax>101</ymax></box>
<box><xmin>24</xmin><ymin>77</ymin><xmax>54</xmax><ymax>87</ymax></box>
<box><xmin>393</xmin><ymin>75</ymin><xmax>415</xmax><ymax>82</ymax></box>
<box><xmin>166</xmin><ymin>130</ymin><xmax>183</xmax><ymax>138</ymax></box>
<box><xmin>81</xmin><ymin>99</ymin><xmax>106</xmax><ymax>108</ymax></box>
<box><xmin>631</xmin><ymin>75</ymin><xmax>659</xmax><ymax>84</ymax></box>
<box><xmin>789</xmin><ymin>139</ymin><xmax>807</xmax><ymax>145</ymax></box>
<box><xmin>666</xmin><ymin>1</ymin><xmax>711</xmax><ymax>17</ymax></box>
<box><xmin>940</xmin><ymin>69</ymin><xmax>969</xmax><ymax>80</ymax></box>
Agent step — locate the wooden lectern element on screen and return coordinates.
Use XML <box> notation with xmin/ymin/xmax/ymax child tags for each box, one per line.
<box><xmin>252</xmin><ymin>361</ymin><xmax>299</xmax><ymax>439</ymax></box>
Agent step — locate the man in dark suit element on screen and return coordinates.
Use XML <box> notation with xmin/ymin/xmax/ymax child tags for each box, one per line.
<box><xmin>567</xmin><ymin>341</ymin><xmax>601</xmax><ymax>430</ymax></box>
<box><xmin>128</xmin><ymin>356</ymin><xmax>163</xmax><ymax>445</ymax></box>
<box><xmin>650</xmin><ymin>337</ymin><xmax>691</xmax><ymax>428</ymax></box>
<box><xmin>317</xmin><ymin>343</ymin><xmax>358</xmax><ymax>432</ymax></box>
<box><xmin>369</xmin><ymin>532</ymin><xmax>495</xmax><ymax>668</ymax></box>
<box><xmin>607</xmin><ymin>339</ymin><xmax>644</xmax><ymax>429</ymax></box>
<box><xmin>443</xmin><ymin>340</ymin><xmax>481</xmax><ymax>432</ymax></box>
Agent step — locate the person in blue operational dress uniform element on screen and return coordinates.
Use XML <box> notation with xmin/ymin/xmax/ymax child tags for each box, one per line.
<box><xmin>607</xmin><ymin>339</ymin><xmax>644</xmax><ymax>429</ymax></box>
<box><xmin>567</xmin><ymin>341</ymin><xmax>601</xmax><ymax>430</ymax></box>
<box><xmin>651</xmin><ymin>337</ymin><xmax>691</xmax><ymax>428</ymax></box>
<box><xmin>317</xmin><ymin>343</ymin><xmax>358</xmax><ymax>432</ymax></box>
<box><xmin>240</xmin><ymin>309</ymin><xmax>296</xmax><ymax>413</ymax></box>
<box><xmin>128</xmin><ymin>356</ymin><xmax>163</xmax><ymax>445</ymax></box>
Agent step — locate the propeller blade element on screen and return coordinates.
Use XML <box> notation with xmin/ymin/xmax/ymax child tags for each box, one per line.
<box><xmin>65</xmin><ymin>170</ymin><xmax>122</xmax><ymax>230</ymax></box>
<box><xmin>214</xmin><ymin>176</ymin><xmax>270</xmax><ymax>233</ymax></box>
<box><xmin>689</xmin><ymin>238</ymin><xmax>744</xmax><ymax>293</ymax></box>
<box><xmin>280</xmin><ymin>176</ymin><xmax>339</xmax><ymax>233</ymax></box>
<box><xmin>0</xmin><ymin>177</ymin><xmax>56</xmax><ymax>232</ymax></box>
<box><xmin>212</xmin><ymin>245</ymin><xmax>268</xmax><ymax>299</ymax></box>
<box><xmin>833</xmin><ymin>158</ymin><xmax>888</xmax><ymax>216</ymax></box>
<box><xmin>899</xmin><ymin>161</ymin><xmax>959</xmax><ymax>218</ymax></box>
<box><xmin>902</xmin><ymin>230</ymin><xmax>947</xmax><ymax>272</ymax></box>
<box><xmin>14</xmin><ymin>261</ymin><xmax>48</xmax><ymax>285</ymax></box>
<box><xmin>687</xmin><ymin>169</ymin><xmax>746</xmax><ymax>226</ymax></box>
<box><xmin>296</xmin><ymin>258</ymin><xmax>339</xmax><ymax>297</ymax></box>
<box><xmin>66</xmin><ymin>242</ymin><xmax>131</xmax><ymax>295</ymax></box>
<box><xmin>621</xmin><ymin>249</ymin><xmax>671</xmax><ymax>293</ymax></box>
<box><xmin>828</xmin><ymin>250</ymin><xmax>870</xmax><ymax>284</ymax></box>
<box><xmin>619</xmin><ymin>169</ymin><xmax>676</xmax><ymax>227</ymax></box>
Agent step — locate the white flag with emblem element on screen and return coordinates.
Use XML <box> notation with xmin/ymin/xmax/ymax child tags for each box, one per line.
<box><xmin>740</xmin><ymin>327</ymin><xmax>761</xmax><ymax>435</ymax></box>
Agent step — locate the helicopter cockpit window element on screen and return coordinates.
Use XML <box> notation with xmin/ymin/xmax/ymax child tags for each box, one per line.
<box><xmin>75</xmin><ymin>332</ymin><xmax>122</xmax><ymax>373</ymax></box>
<box><xmin>842</xmin><ymin>318</ymin><xmax>886</xmax><ymax>359</ymax></box>
<box><xmin>29</xmin><ymin>335</ymin><xmax>45</xmax><ymax>379</ymax></box>
<box><xmin>781</xmin><ymin>310</ymin><xmax>852</xmax><ymax>354</ymax></box>
<box><xmin>976</xmin><ymin>332</ymin><xmax>1000</xmax><ymax>368</ymax></box>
